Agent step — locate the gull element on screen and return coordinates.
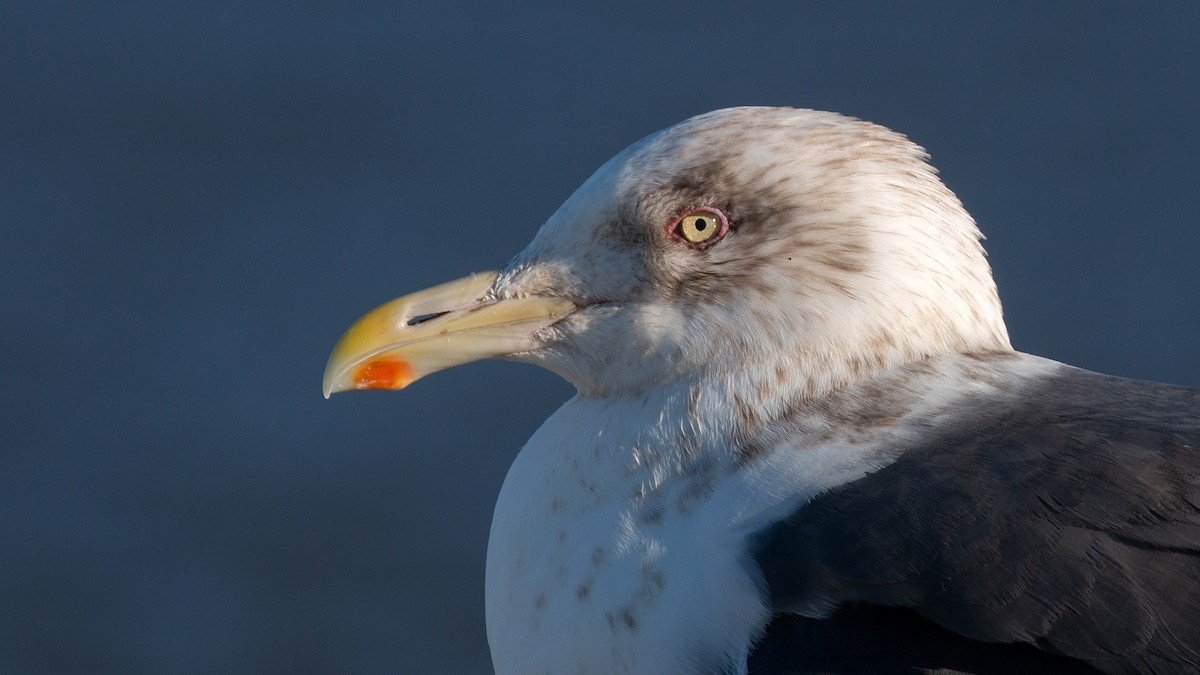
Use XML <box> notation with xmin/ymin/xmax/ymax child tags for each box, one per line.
<box><xmin>324</xmin><ymin>107</ymin><xmax>1200</xmax><ymax>674</ymax></box>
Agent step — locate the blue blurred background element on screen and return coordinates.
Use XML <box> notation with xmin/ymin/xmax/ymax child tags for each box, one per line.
<box><xmin>3</xmin><ymin>2</ymin><xmax>1199</xmax><ymax>673</ymax></box>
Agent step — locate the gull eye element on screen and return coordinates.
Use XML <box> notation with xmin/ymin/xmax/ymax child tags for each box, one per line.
<box><xmin>671</xmin><ymin>207</ymin><xmax>729</xmax><ymax>247</ymax></box>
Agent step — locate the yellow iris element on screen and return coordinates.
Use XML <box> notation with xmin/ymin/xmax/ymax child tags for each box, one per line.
<box><xmin>677</xmin><ymin>209</ymin><xmax>724</xmax><ymax>244</ymax></box>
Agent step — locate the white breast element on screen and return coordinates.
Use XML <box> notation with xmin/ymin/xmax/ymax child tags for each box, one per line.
<box><xmin>482</xmin><ymin>374</ymin><xmax>906</xmax><ymax>675</ymax></box>
<box><xmin>485</xmin><ymin>389</ymin><xmax>772</xmax><ymax>674</ymax></box>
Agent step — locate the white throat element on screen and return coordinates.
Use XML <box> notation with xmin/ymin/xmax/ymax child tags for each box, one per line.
<box><xmin>484</xmin><ymin>381</ymin><xmax>771</xmax><ymax>674</ymax></box>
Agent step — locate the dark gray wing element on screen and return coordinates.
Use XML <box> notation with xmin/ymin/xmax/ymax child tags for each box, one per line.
<box><xmin>748</xmin><ymin>367</ymin><xmax>1200</xmax><ymax>675</ymax></box>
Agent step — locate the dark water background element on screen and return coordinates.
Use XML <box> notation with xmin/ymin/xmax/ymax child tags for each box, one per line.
<box><xmin>3</xmin><ymin>3</ymin><xmax>1199</xmax><ymax>673</ymax></box>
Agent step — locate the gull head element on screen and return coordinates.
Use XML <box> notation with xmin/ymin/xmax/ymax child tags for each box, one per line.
<box><xmin>324</xmin><ymin>107</ymin><xmax>1011</xmax><ymax>400</ymax></box>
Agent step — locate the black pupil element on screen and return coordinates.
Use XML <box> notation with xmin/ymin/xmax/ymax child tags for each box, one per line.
<box><xmin>695</xmin><ymin>218</ymin><xmax>708</xmax><ymax>231</ymax></box>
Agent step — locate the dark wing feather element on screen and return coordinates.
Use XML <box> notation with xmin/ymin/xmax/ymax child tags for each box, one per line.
<box><xmin>748</xmin><ymin>605</ymin><xmax>1104</xmax><ymax>674</ymax></box>
<box><xmin>749</xmin><ymin>367</ymin><xmax>1200</xmax><ymax>674</ymax></box>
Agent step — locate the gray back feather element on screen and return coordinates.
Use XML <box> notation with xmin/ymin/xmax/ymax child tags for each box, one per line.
<box><xmin>752</xmin><ymin>367</ymin><xmax>1200</xmax><ymax>674</ymax></box>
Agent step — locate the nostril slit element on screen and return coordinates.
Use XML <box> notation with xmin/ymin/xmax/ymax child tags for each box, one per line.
<box><xmin>407</xmin><ymin>311</ymin><xmax>449</xmax><ymax>327</ymax></box>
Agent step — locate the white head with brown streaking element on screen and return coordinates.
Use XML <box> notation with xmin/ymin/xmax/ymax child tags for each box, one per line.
<box><xmin>325</xmin><ymin>107</ymin><xmax>1010</xmax><ymax>407</ymax></box>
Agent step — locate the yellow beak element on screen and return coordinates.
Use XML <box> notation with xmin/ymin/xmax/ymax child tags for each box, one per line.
<box><xmin>323</xmin><ymin>271</ymin><xmax>575</xmax><ymax>398</ymax></box>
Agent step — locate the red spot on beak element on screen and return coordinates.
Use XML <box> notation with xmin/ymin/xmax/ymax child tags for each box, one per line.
<box><xmin>353</xmin><ymin>359</ymin><xmax>414</xmax><ymax>390</ymax></box>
